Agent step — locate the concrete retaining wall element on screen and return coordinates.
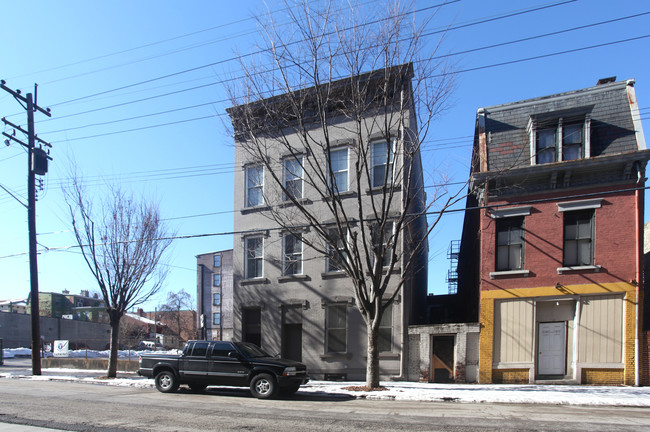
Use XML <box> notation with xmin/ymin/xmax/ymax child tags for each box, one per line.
<box><xmin>0</xmin><ymin>313</ymin><xmax>111</xmax><ymax>350</ymax></box>
<box><xmin>42</xmin><ymin>357</ymin><xmax>139</xmax><ymax>372</ymax></box>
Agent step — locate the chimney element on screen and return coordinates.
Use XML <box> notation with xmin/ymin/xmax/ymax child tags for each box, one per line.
<box><xmin>596</xmin><ymin>76</ymin><xmax>616</xmax><ymax>86</ymax></box>
<box><xmin>137</xmin><ymin>308</ymin><xmax>145</xmax><ymax>317</ymax></box>
<box><xmin>80</xmin><ymin>290</ymin><xmax>89</xmax><ymax>297</ymax></box>
<box><xmin>62</xmin><ymin>289</ymin><xmax>70</xmax><ymax>295</ymax></box>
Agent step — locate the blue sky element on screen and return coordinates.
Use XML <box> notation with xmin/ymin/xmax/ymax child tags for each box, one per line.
<box><xmin>0</xmin><ymin>0</ymin><xmax>648</xmax><ymax>310</ymax></box>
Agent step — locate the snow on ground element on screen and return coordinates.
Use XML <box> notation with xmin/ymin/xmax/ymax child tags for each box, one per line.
<box><xmin>2</xmin><ymin>347</ymin><xmax>180</xmax><ymax>359</ymax></box>
<box><xmin>3</xmin><ymin>348</ymin><xmax>650</xmax><ymax>406</ymax></box>
<box><xmin>1</xmin><ymin>366</ymin><xmax>649</xmax><ymax>406</ymax></box>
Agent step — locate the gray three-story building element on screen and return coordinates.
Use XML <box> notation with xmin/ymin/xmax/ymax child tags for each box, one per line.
<box><xmin>227</xmin><ymin>64</ymin><xmax>429</xmax><ymax>380</ymax></box>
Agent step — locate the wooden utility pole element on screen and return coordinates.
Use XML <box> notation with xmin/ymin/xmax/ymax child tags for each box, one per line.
<box><xmin>1</xmin><ymin>80</ymin><xmax>51</xmax><ymax>375</ymax></box>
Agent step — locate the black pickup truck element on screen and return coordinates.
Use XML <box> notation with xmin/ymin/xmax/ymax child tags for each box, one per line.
<box><xmin>138</xmin><ymin>340</ymin><xmax>309</xmax><ymax>399</ymax></box>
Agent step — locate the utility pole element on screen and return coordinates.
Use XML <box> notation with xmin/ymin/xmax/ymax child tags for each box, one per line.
<box><xmin>1</xmin><ymin>80</ymin><xmax>51</xmax><ymax>375</ymax></box>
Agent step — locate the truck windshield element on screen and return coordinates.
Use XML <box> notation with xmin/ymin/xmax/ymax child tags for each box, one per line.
<box><xmin>236</xmin><ymin>342</ymin><xmax>271</xmax><ymax>358</ymax></box>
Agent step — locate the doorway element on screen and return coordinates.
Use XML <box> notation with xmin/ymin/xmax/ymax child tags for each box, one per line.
<box><xmin>282</xmin><ymin>305</ymin><xmax>303</xmax><ymax>362</ymax></box>
<box><xmin>537</xmin><ymin>321</ymin><xmax>567</xmax><ymax>376</ymax></box>
<box><xmin>431</xmin><ymin>336</ymin><xmax>455</xmax><ymax>383</ymax></box>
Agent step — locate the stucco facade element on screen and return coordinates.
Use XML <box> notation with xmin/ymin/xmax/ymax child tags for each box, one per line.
<box><xmin>227</xmin><ymin>65</ymin><xmax>428</xmax><ymax>380</ymax></box>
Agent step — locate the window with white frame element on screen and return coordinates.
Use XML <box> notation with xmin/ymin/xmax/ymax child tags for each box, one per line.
<box><xmin>245</xmin><ymin>165</ymin><xmax>264</xmax><ymax>207</ymax></box>
<box><xmin>213</xmin><ymin>312</ymin><xmax>221</xmax><ymax>325</ymax></box>
<box><xmin>326</xmin><ymin>303</ymin><xmax>347</xmax><ymax>353</ymax></box>
<box><xmin>213</xmin><ymin>254</ymin><xmax>221</xmax><ymax>268</ymax></box>
<box><xmin>371</xmin><ymin>222</ymin><xmax>394</xmax><ymax>267</ymax></box>
<box><xmin>282</xmin><ymin>233</ymin><xmax>303</xmax><ymax>276</ymax></box>
<box><xmin>213</xmin><ymin>293</ymin><xmax>221</xmax><ymax>306</ymax></box>
<box><xmin>378</xmin><ymin>303</ymin><xmax>393</xmax><ymax>352</ymax></box>
<box><xmin>495</xmin><ymin>216</ymin><xmax>525</xmax><ymax>271</ymax></box>
<box><xmin>245</xmin><ymin>236</ymin><xmax>263</xmax><ymax>279</ymax></box>
<box><xmin>563</xmin><ymin>210</ymin><xmax>594</xmax><ymax>266</ymax></box>
<box><xmin>326</xmin><ymin>228</ymin><xmax>347</xmax><ymax>272</ymax></box>
<box><xmin>530</xmin><ymin>115</ymin><xmax>589</xmax><ymax>165</ymax></box>
<box><xmin>283</xmin><ymin>156</ymin><xmax>303</xmax><ymax>201</ymax></box>
<box><xmin>213</xmin><ymin>273</ymin><xmax>221</xmax><ymax>287</ymax></box>
<box><xmin>371</xmin><ymin>139</ymin><xmax>395</xmax><ymax>188</ymax></box>
<box><xmin>328</xmin><ymin>147</ymin><xmax>349</xmax><ymax>193</ymax></box>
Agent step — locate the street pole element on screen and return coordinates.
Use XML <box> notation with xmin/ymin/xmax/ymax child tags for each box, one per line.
<box><xmin>1</xmin><ymin>81</ymin><xmax>51</xmax><ymax>375</ymax></box>
<box><xmin>27</xmin><ymin>93</ymin><xmax>41</xmax><ymax>375</ymax></box>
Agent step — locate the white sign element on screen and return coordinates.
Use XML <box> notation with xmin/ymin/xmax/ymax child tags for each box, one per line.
<box><xmin>53</xmin><ymin>340</ymin><xmax>69</xmax><ymax>358</ymax></box>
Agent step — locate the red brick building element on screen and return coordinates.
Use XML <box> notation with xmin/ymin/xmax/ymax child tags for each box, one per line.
<box><xmin>459</xmin><ymin>78</ymin><xmax>649</xmax><ymax>385</ymax></box>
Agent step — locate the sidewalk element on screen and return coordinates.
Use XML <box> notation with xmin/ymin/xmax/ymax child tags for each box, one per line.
<box><xmin>2</xmin><ymin>358</ymin><xmax>649</xmax><ymax>407</ymax></box>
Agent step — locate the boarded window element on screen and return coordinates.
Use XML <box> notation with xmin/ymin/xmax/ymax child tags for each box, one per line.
<box><xmin>494</xmin><ymin>299</ymin><xmax>534</xmax><ymax>363</ymax></box>
<box><xmin>578</xmin><ymin>294</ymin><xmax>623</xmax><ymax>363</ymax></box>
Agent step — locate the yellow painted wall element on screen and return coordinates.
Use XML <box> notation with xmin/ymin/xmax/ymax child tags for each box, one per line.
<box><xmin>478</xmin><ymin>282</ymin><xmax>639</xmax><ymax>385</ymax></box>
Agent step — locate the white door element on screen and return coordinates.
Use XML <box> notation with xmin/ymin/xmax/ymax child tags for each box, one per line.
<box><xmin>538</xmin><ymin>322</ymin><xmax>566</xmax><ymax>376</ymax></box>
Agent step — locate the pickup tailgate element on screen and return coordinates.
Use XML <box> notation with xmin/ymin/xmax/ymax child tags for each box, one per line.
<box><xmin>138</xmin><ymin>353</ymin><xmax>180</xmax><ymax>377</ymax></box>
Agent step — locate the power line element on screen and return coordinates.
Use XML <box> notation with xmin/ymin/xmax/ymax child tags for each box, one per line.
<box><xmin>2</xmin><ymin>182</ymin><xmax>647</xmax><ymax>261</ymax></box>
<box><xmin>39</xmin><ymin>1</ymin><xmax>457</xmax><ymax>109</ymax></box>
<box><xmin>35</xmin><ymin>12</ymin><xmax>650</xmax><ymax>133</ymax></box>
<box><xmin>11</xmin><ymin>0</ymin><xmax>571</xmax><ymax>119</ymax></box>
<box><xmin>5</xmin><ymin>1</ymin><xmax>325</xmax><ymax>83</ymax></box>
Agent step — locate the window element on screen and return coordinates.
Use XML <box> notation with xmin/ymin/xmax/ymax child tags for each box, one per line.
<box><xmin>245</xmin><ymin>236</ymin><xmax>263</xmax><ymax>279</ymax></box>
<box><xmin>379</xmin><ymin>304</ymin><xmax>393</xmax><ymax>352</ymax></box>
<box><xmin>531</xmin><ymin>116</ymin><xmax>588</xmax><ymax>165</ymax></box>
<box><xmin>283</xmin><ymin>157</ymin><xmax>303</xmax><ymax>201</ymax></box>
<box><xmin>563</xmin><ymin>210</ymin><xmax>594</xmax><ymax>266</ymax></box>
<box><xmin>211</xmin><ymin>341</ymin><xmax>234</xmax><ymax>357</ymax></box>
<box><xmin>536</xmin><ymin>128</ymin><xmax>556</xmax><ymax>164</ymax></box>
<box><xmin>326</xmin><ymin>229</ymin><xmax>347</xmax><ymax>272</ymax></box>
<box><xmin>213</xmin><ymin>312</ymin><xmax>221</xmax><ymax>326</ymax></box>
<box><xmin>213</xmin><ymin>254</ymin><xmax>221</xmax><ymax>267</ymax></box>
<box><xmin>562</xmin><ymin>123</ymin><xmax>583</xmax><ymax>161</ymax></box>
<box><xmin>282</xmin><ymin>233</ymin><xmax>303</xmax><ymax>276</ymax></box>
<box><xmin>190</xmin><ymin>341</ymin><xmax>209</xmax><ymax>357</ymax></box>
<box><xmin>328</xmin><ymin>147</ymin><xmax>349</xmax><ymax>193</ymax></box>
<box><xmin>326</xmin><ymin>304</ymin><xmax>347</xmax><ymax>353</ymax></box>
<box><xmin>213</xmin><ymin>273</ymin><xmax>221</xmax><ymax>287</ymax></box>
<box><xmin>371</xmin><ymin>140</ymin><xmax>395</xmax><ymax>188</ymax></box>
<box><xmin>372</xmin><ymin>222</ymin><xmax>394</xmax><ymax>267</ymax></box>
<box><xmin>496</xmin><ymin>217</ymin><xmax>524</xmax><ymax>271</ymax></box>
<box><xmin>213</xmin><ymin>293</ymin><xmax>221</xmax><ymax>306</ymax></box>
<box><xmin>245</xmin><ymin>165</ymin><xmax>264</xmax><ymax>207</ymax></box>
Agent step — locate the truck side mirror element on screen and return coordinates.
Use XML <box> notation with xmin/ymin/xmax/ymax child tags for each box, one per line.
<box><xmin>228</xmin><ymin>351</ymin><xmax>241</xmax><ymax>359</ymax></box>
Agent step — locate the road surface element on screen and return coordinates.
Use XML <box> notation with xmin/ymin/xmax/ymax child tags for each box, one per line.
<box><xmin>0</xmin><ymin>378</ymin><xmax>649</xmax><ymax>431</ymax></box>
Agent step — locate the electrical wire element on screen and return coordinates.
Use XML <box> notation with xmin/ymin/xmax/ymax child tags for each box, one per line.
<box><xmin>1</xmin><ymin>182</ymin><xmax>648</xmax><ymax>261</ymax></box>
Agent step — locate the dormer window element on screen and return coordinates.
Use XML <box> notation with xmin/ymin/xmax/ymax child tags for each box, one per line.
<box><xmin>529</xmin><ymin>113</ymin><xmax>590</xmax><ymax>165</ymax></box>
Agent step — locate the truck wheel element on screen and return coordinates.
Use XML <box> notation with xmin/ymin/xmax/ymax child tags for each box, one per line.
<box><xmin>250</xmin><ymin>373</ymin><xmax>278</xmax><ymax>399</ymax></box>
<box><xmin>155</xmin><ymin>370</ymin><xmax>179</xmax><ymax>393</ymax></box>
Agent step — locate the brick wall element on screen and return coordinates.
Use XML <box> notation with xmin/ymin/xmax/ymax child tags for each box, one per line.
<box><xmin>581</xmin><ymin>369</ymin><xmax>624</xmax><ymax>385</ymax></box>
<box><xmin>492</xmin><ymin>369</ymin><xmax>529</xmax><ymax>384</ymax></box>
<box><xmin>479</xmin><ymin>186</ymin><xmax>638</xmax><ymax>292</ymax></box>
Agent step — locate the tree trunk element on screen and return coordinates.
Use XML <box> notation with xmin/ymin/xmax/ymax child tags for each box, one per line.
<box><xmin>366</xmin><ymin>324</ymin><xmax>380</xmax><ymax>388</ymax></box>
<box><xmin>107</xmin><ymin>311</ymin><xmax>122</xmax><ymax>378</ymax></box>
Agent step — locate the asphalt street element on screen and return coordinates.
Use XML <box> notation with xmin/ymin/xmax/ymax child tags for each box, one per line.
<box><xmin>1</xmin><ymin>359</ymin><xmax>649</xmax><ymax>432</ymax></box>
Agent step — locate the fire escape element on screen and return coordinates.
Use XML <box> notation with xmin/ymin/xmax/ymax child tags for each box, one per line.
<box><xmin>446</xmin><ymin>240</ymin><xmax>460</xmax><ymax>294</ymax></box>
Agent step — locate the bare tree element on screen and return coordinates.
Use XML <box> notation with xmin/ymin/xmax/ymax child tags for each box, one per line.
<box><xmin>158</xmin><ymin>289</ymin><xmax>196</xmax><ymax>348</ymax></box>
<box><xmin>65</xmin><ymin>178</ymin><xmax>173</xmax><ymax>377</ymax></box>
<box><xmin>227</xmin><ymin>1</ymin><xmax>462</xmax><ymax>388</ymax></box>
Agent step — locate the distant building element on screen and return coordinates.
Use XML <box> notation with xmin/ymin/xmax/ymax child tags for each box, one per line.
<box><xmin>0</xmin><ymin>299</ymin><xmax>27</xmax><ymax>314</ymax></box>
<box><xmin>27</xmin><ymin>290</ymin><xmax>106</xmax><ymax>322</ymax></box>
<box><xmin>196</xmin><ymin>249</ymin><xmax>234</xmax><ymax>341</ymax></box>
